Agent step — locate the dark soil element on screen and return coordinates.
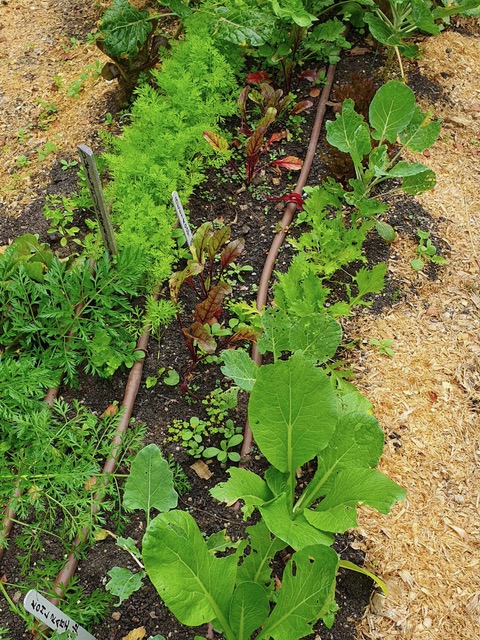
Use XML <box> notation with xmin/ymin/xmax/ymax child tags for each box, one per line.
<box><xmin>0</xmin><ymin>33</ymin><xmax>440</xmax><ymax>640</ymax></box>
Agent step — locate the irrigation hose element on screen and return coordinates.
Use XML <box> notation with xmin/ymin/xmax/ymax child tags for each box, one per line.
<box><xmin>239</xmin><ymin>60</ymin><xmax>338</xmax><ymax>459</ymax></box>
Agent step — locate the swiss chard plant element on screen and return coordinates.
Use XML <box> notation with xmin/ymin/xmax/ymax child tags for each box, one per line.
<box><xmin>203</xmin><ymin>74</ymin><xmax>308</xmax><ymax>186</ymax></box>
<box><xmin>97</xmin><ymin>0</ymin><xmax>168</xmax><ymax>98</ymax></box>
<box><xmin>107</xmin><ymin>308</ymin><xmax>404</xmax><ymax>639</ymax></box>
<box><xmin>169</xmin><ymin>222</ymin><xmax>258</xmax><ymax>382</ymax></box>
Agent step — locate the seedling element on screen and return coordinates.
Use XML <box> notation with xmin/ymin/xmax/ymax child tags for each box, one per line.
<box><xmin>411</xmin><ymin>229</ymin><xmax>448</xmax><ymax>271</ymax></box>
<box><xmin>369</xmin><ymin>338</ymin><xmax>394</xmax><ymax>357</ymax></box>
<box><xmin>60</xmin><ymin>159</ymin><xmax>79</xmax><ymax>171</ymax></box>
<box><xmin>37</xmin><ymin>141</ymin><xmax>57</xmax><ymax>162</ymax></box>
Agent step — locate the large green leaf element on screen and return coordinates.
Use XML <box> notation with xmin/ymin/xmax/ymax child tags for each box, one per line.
<box><xmin>402</xmin><ymin>168</ymin><xmax>436</xmax><ymax>194</ymax></box>
<box><xmin>248</xmin><ymin>354</ymin><xmax>338</xmax><ymax>473</ymax></box>
<box><xmin>99</xmin><ymin>0</ymin><xmax>153</xmax><ymax>59</ymax></box>
<box><xmin>210</xmin><ymin>468</ymin><xmax>273</xmax><ymax>517</ymax></box>
<box><xmin>399</xmin><ymin>106</ymin><xmax>441</xmax><ymax>152</ymax></box>
<box><xmin>258</xmin><ymin>545</ymin><xmax>339</xmax><ymax>640</ymax></box>
<box><xmin>433</xmin><ymin>0</ymin><xmax>480</xmax><ymax>18</ymax></box>
<box><xmin>221</xmin><ymin>350</ymin><xmax>258</xmax><ymax>392</ymax></box>
<box><xmin>237</xmin><ymin>521</ymin><xmax>286</xmax><ymax>592</ymax></box>
<box><xmin>143</xmin><ymin>511</ymin><xmax>236</xmax><ymax>630</ymax></box>
<box><xmin>326</xmin><ymin>99</ymin><xmax>371</xmax><ymax>165</ymax></box>
<box><xmin>295</xmin><ymin>412</ymin><xmax>385</xmax><ymax>511</ymax></box>
<box><xmin>387</xmin><ymin>161</ymin><xmax>431</xmax><ymax>178</ymax></box>
<box><xmin>411</xmin><ymin>0</ymin><xmax>440</xmax><ymax>34</ymax></box>
<box><xmin>229</xmin><ymin>582</ymin><xmax>270</xmax><ymax>639</ymax></box>
<box><xmin>369</xmin><ymin>81</ymin><xmax>416</xmax><ymax>143</ymax></box>
<box><xmin>304</xmin><ymin>468</ymin><xmax>406</xmax><ymax>533</ymax></box>
<box><xmin>257</xmin><ymin>308</ymin><xmax>292</xmax><ymax>359</ymax></box>
<box><xmin>363</xmin><ymin>13</ymin><xmax>401</xmax><ymax>45</ymax></box>
<box><xmin>260</xmin><ymin>493</ymin><xmax>334</xmax><ymax>549</ymax></box>
<box><xmin>288</xmin><ymin>314</ymin><xmax>342</xmax><ymax>363</ymax></box>
<box><xmin>123</xmin><ymin>444</ymin><xmax>178</xmax><ymax>519</ymax></box>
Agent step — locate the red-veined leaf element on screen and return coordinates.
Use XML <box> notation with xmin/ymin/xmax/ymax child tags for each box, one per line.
<box><xmin>183</xmin><ymin>323</ymin><xmax>216</xmax><ymax>354</ymax></box>
<box><xmin>169</xmin><ymin>262</ymin><xmax>204</xmax><ymax>301</ymax></box>
<box><xmin>257</xmin><ymin>107</ymin><xmax>277</xmax><ymax>130</ymax></box>
<box><xmin>202</xmin><ymin>130</ymin><xmax>229</xmax><ymax>152</ymax></box>
<box><xmin>248</xmin><ymin>88</ymin><xmax>263</xmax><ymax>106</ymax></box>
<box><xmin>207</xmin><ymin>226</ymin><xmax>231</xmax><ymax>262</ymax></box>
<box><xmin>291</xmin><ymin>100</ymin><xmax>313</xmax><ymax>115</ymax></box>
<box><xmin>220</xmin><ymin>239</ymin><xmax>245</xmax><ymax>269</ymax></box>
<box><xmin>229</xmin><ymin>328</ymin><xmax>259</xmax><ymax>343</ymax></box>
<box><xmin>268</xmin><ymin>131</ymin><xmax>288</xmax><ymax>145</ymax></box>
<box><xmin>194</xmin><ymin>282</ymin><xmax>232</xmax><ymax>325</ymax></box>
<box><xmin>270</xmin><ymin>156</ymin><xmax>303</xmax><ymax>170</ymax></box>
<box><xmin>191</xmin><ymin>222</ymin><xmax>213</xmax><ymax>264</ymax></box>
<box><xmin>245</xmin><ymin>125</ymin><xmax>268</xmax><ymax>157</ymax></box>
<box><xmin>247</xmin><ymin>71</ymin><xmax>270</xmax><ymax>84</ymax></box>
<box><xmin>260</xmin><ymin>82</ymin><xmax>276</xmax><ymax>104</ymax></box>
<box><xmin>237</xmin><ymin>86</ymin><xmax>249</xmax><ymax>123</ymax></box>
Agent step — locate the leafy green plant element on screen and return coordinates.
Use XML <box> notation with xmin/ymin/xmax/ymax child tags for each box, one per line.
<box><xmin>410</xmin><ymin>228</ymin><xmax>448</xmax><ymax>270</ymax></box>
<box><xmin>107</xmin><ymin>305</ymin><xmax>404</xmax><ymax>638</ymax></box>
<box><xmin>35</xmin><ymin>99</ymin><xmax>58</xmax><ymax>129</ymax></box>
<box><xmin>97</xmin><ymin>0</ymin><xmax>167</xmax><ymax>98</ymax></box>
<box><xmin>37</xmin><ymin>141</ymin><xmax>57</xmax><ymax>162</ymax></box>
<box><xmin>369</xmin><ymin>337</ymin><xmax>394</xmax><ymax>356</ymax></box>
<box><xmin>0</xmin><ymin>235</ymin><xmax>146</xmax><ymax>385</ymax></box>
<box><xmin>43</xmin><ymin>194</ymin><xmax>81</xmax><ymax>247</ymax></box>
<box><xmin>361</xmin><ymin>0</ymin><xmax>480</xmax><ymax>79</ymax></box>
<box><xmin>325</xmin><ymin>80</ymin><xmax>441</xmax><ymax>226</ymax></box>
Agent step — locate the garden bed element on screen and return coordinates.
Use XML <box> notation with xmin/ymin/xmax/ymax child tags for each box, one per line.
<box><xmin>1</xmin><ymin>2</ymin><xmax>479</xmax><ymax>640</ymax></box>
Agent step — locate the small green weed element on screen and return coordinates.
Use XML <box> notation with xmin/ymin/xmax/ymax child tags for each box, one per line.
<box><xmin>411</xmin><ymin>229</ymin><xmax>448</xmax><ymax>271</ymax></box>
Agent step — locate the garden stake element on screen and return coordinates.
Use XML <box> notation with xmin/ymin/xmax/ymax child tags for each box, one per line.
<box><xmin>240</xmin><ymin>60</ymin><xmax>338</xmax><ymax>460</ymax></box>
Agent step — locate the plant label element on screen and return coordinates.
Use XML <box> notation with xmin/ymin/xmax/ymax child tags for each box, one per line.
<box><xmin>172</xmin><ymin>191</ymin><xmax>193</xmax><ymax>247</ymax></box>
<box><xmin>24</xmin><ymin>590</ymin><xmax>97</xmax><ymax>640</ymax></box>
<box><xmin>78</xmin><ymin>144</ymin><xmax>118</xmax><ymax>257</ymax></box>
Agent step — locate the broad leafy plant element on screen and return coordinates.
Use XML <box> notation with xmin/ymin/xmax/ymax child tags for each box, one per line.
<box><xmin>109</xmin><ymin>309</ymin><xmax>404</xmax><ymax>639</ymax></box>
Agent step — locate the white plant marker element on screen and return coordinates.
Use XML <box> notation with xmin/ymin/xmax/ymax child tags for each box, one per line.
<box><xmin>24</xmin><ymin>590</ymin><xmax>97</xmax><ymax>640</ymax></box>
<box><xmin>172</xmin><ymin>191</ymin><xmax>193</xmax><ymax>247</ymax></box>
<box><xmin>77</xmin><ymin>144</ymin><xmax>118</xmax><ymax>257</ymax></box>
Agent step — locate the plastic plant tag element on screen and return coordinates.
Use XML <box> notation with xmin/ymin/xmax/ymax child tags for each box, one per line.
<box><xmin>172</xmin><ymin>191</ymin><xmax>193</xmax><ymax>247</ymax></box>
<box><xmin>24</xmin><ymin>590</ymin><xmax>97</xmax><ymax>640</ymax></box>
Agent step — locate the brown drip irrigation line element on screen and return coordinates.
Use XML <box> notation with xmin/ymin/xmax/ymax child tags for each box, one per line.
<box><xmin>42</xmin><ymin>291</ymin><xmax>159</xmax><ymax>617</ymax></box>
<box><xmin>240</xmin><ymin>61</ymin><xmax>338</xmax><ymax>459</ymax></box>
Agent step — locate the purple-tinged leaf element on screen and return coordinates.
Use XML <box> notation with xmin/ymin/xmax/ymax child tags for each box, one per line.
<box><xmin>229</xmin><ymin>327</ymin><xmax>259</xmax><ymax>344</ymax></box>
<box><xmin>245</xmin><ymin>125</ymin><xmax>269</xmax><ymax>158</ymax></box>
<box><xmin>291</xmin><ymin>100</ymin><xmax>313</xmax><ymax>115</ymax></box>
<box><xmin>194</xmin><ymin>282</ymin><xmax>232</xmax><ymax>325</ymax></box>
<box><xmin>169</xmin><ymin>262</ymin><xmax>204</xmax><ymax>302</ymax></box>
<box><xmin>207</xmin><ymin>226</ymin><xmax>231</xmax><ymax>262</ymax></box>
<box><xmin>270</xmin><ymin>156</ymin><xmax>303</xmax><ymax>170</ymax></box>
<box><xmin>247</xmin><ymin>71</ymin><xmax>270</xmax><ymax>84</ymax></box>
<box><xmin>202</xmin><ymin>130</ymin><xmax>229</xmax><ymax>153</ymax></box>
<box><xmin>191</xmin><ymin>222</ymin><xmax>213</xmax><ymax>264</ymax></box>
<box><xmin>220</xmin><ymin>239</ymin><xmax>245</xmax><ymax>270</ymax></box>
<box><xmin>183</xmin><ymin>323</ymin><xmax>217</xmax><ymax>354</ymax></box>
<box><xmin>237</xmin><ymin>86</ymin><xmax>249</xmax><ymax>124</ymax></box>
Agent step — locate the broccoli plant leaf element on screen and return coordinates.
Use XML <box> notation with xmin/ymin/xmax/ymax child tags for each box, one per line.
<box><xmin>143</xmin><ymin>511</ymin><xmax>237</xmax><ymax>630</ymax></box>
<box><xmin>257</xmin><ymin>308</ymin><xmax>292</xmax><ymax>359</ymax></box>
<box><xmin>288</xmin><ymin>314</ymin><xmax>342</xmax><ymax>363</ymax></box>
<box><xmin>369</xmin><ymin>81</ymin><xmax>416</xmax><ymax>143</ymax></box>
<box><xmin>326</xmin><ymin>99</ymin><xmax>371</xmax><ymax>165</ymax></box>
<box><xmin>399</xmin><ymin>106</ymin><xmax>441</xmax><ymax>152</ymax></box>
<box><xmin>386</xmin><ymin>161</ymin><xmax>431</xmax><ymax>178</ymax></box>
<box><xmin>259</xmin><ymin>545</ymin><xmax>339</xmax><ymax>640</ymax></box>
<box><xmin>304</xmin><ymin>468</ymin><xmax>406</xmax><ymax>533</ymax></box>
<box><xmin>123</xmin><ymin>444</ymin><xmax>178</xmax><ymax>519</ymax></box>
<box><xmin>402</xmin><ymin>168</ymin><xmax>436</xmax><ymax>194</ymax></box>
<box><xmin>248</xmin><ymin>354</ymin><xmax>338</xmax><ymax>474</ymax></box>
<box><xmin>99</xmin><ymin>0</ymin><xmax>153</xmax><ymax>59</ymax></box>
<box><xmin>221</xmin><ymin>350</ymin><xmax>258</xmax><ymax>391</ymax></box>
<box><xmin>260</xmin><ymin>493</ymin><xmax>334</xmax><ymax>549</ymax></box>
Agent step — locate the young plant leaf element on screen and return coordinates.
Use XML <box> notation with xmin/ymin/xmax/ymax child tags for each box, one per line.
<box><xmin>229</xmin><ymin>582</ymin><xmax>270</xmax><ymax>638</ymax></box>
<box><xmin>207</xmin><ymin>226</ymin><xmax>231</xmax><ymax>262</ymax></box>
<box><xmin>191</xmin><ymin>222</ymin><xmax>214</xmax><ymax>264</ymax></box>
<box><xmin>288</xmin><ymin>314</ymin><xmax>342</xmax><ymax>364</ymax></box>
<box><xmin>257</xmin><ymin>308</ymin><xmax>292</xmax><ymax>359</ymax></box>
<box><xmin>325</xmin><ymin>99</ymin><xmax>371</xmax><ymax>165</ymax></box>
<box><xmin>169</xmin><ymin>262</ymin><xmax>203</xmax><ymax>302</ymax></box>
<box><xmin>203</xmin><ymin>130</ymin><xmax>230</xmax><ymax>153</ymax></box>
<box><xmin>248</xmin><ymin>354</ymin><xmax>338</xmax><ymax>474</ymax></box>
<box><xmin>143</xmin><ymin>511</ymin><xmax>237</xmax><ymax>630</ymax></box>
<box><xmin>194</xmin><ymin>282</ymin><xmax>232</xmax><ymax>324</ymax></box>
<box><xmin>259</xmin><ymin>545</ymin><xmax>339</xmax><ymax>640</ymax></box>
<box><xmin>237</xmin><ymin>520</ymin><xmax>286</xmax><ymax>592</ymax></box>
<box><xmin>123</xmin><ymin>444</ymin><xmax>178</xmax><ymax>519</ymax></box>
<box><xmin>369</xmin><ymin>81</ymin><xmax>416</xmax><ymax>143</ymax></box>
<box><xmin>291</xmin><ymin>100</ymin><xmax>313</xmax><ymax>115</ymax></box>
<box><xmin>399</xmin><ymin>106</ymin><xmax>441</xmax><ymax>153</ymax></box>
<box><xmin>221</xmin><ymin>349</ymin><xmax>258</xmax><ymax>392</ymax></box>
<box><xmin>106</xmin><ymin>567</ymin><xmax>146</xmax><ymax>606</ymax></box>
<box><xmin>183</xmin><ymin>322</ymin><xmax>216</xmax><ymax>354</ymax></box>
<box><xmin>402</xmin><ymin>168</ymin><xmax>436</xmax><ymax>195</ymax></box>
